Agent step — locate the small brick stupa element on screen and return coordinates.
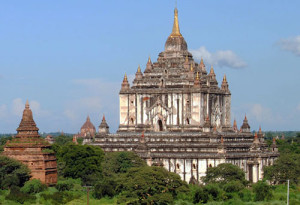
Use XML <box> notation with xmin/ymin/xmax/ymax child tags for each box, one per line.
<box><xmin>2</xmin><ymin>100</ymin><xmax>57</xmax><ymax>185</ymax></box>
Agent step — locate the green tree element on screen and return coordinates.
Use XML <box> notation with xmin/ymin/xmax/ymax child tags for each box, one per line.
<box><xmin>264</xmin><ymin>153</ymin><xmax>300</xmax><ymax>184</ymax></box>
<box><xmin>5</xmin><ymin>186</ymin><xmax>36</xmax><ymax>204</ymax></box>
<box><xmin>202</xmin><ymin>163</ymin><xmax>248</xmax><ymax>185</ymax></box>
<box><xmin>102</xmin><ymin>151</ymin><xmax>146</xmax><ymax>176</ymax></box>
<box><xmin>54</xmin><ymin>135</ymin><xmax>73</xmax><ymax>146</ymax></box>
<box><xmin>252</xmin><ymin>181</ymin><xmax>273</xmax><ymax>201</ymax></box>
<box><xmin>93</xmin><ymin>177</ymin><xmax>116</xmax><ymax>199</ymax></box>
<box><xmin>0</xmin><ymin>155</ymin><xmax>31</xmax><ymax>189</ymax></box>
<box><xmin>58</xmin><ymin>144</ymin><xmax>104</xmax><ymax>185</ymax></box>
<box><xmin>0</xmin><ymin>136</ymin><xmax>12</xmax><ymax>153</ymax></box>
<box><xmin>20</xmin><ymin>179</ymin><xmax>46</xmax><ymax>194</ymax></box>
<box><xmin>117</xmin><ymin>166</ymin><xmax>188</xmax><ymax>204</ymax></box>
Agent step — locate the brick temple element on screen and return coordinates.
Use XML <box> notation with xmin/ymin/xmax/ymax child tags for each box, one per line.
<box><xmin>2</xmin><ymin>101</ymin><xmax>57</xmax><ymax>185</ymax></box>
<box><xmin>87</xmin><ymin>8</ymin><xmax>279</xmax><ymax>183</ymax></box>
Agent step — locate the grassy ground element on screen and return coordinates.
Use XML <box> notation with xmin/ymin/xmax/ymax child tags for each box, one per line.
<box><xmin>0</xmin><ymin>185</ymin><xmax>299</xmax><ymax>205</ymax></box>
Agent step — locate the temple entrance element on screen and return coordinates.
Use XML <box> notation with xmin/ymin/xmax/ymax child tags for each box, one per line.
<box><xmin>248</xmin><ymin>164</ymin><xmax>253</xmax><ymax>183</ymax></box>
<box><xmin>158</xmin><ymin>120</ymin><xmax>163</xmax><ymax>131</ymax></box>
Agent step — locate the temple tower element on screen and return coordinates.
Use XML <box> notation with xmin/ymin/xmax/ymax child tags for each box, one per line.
<box><xmin>3</xmin><ymin>101</ymin><xmax>57</xmax><ymax>185</ymax></box>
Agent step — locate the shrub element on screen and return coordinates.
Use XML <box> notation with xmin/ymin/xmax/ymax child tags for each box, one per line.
<box><xmin>55</xmin><ymin>179</ymin><xmax>74</xmax><ymax>191</ymax></box>
<box><xmin>5</xmin><ymin>186</ymin><xmax>36</xmax><ymax>204</ymax></box>
<box><xmin>55</xmin><ymin>178</ymin><xmax>81</xmax><ymax>191</ymax></box>
<box><xmin>238</xmin><ymin>189</ymin><xmax>253</xmax><ymax>202</ymax></box>
<box><xmin>193</xmin><ymin>186</ymin><xmax>209</xmax><ymax>204</ymax></box>
<box><xmin>253</xmin><ymin>181</ymin><xmax>273</xmax><ymax>201</ymax></box>
<box><xmin>20</xmin><ymin>179</ymin><xmax>47</xmax><ymax>194</ymax></box>
<box><xmin>204</xmin><ymin>183</ymin><xmax>225</xmax><ymax>201</ymax></box>
<box><xmin>40</xmin><ymin>191</ymin><xmax>80</xmax><ymax>205</ymax></box>
<box><xmin>93</xmin><ymin>177</ymin><xmax>116</xmax><ymax>199</ymax></box>
<box><xmin>223</xmin><ymin>181</ymin><xmax>245</xmax><ymax>193</ymax></box>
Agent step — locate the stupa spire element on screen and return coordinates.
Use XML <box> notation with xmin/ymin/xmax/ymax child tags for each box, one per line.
<box><xmin>170</xmin><ymin>8</ymin><xmax>182</xmax><ymax>37</ymax></box>
<box><xmin>25</xmin><ymin>99</ymin><xmax>29</xmax><ymax>108</ymax></box>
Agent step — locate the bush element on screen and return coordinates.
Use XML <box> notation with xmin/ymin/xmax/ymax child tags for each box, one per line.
<box><xmin>5</xmin><ymin>186</ymin><xmax>36</xmax><ymax>204</ymax></box>
<box><xmin>223</xmin><ymin>181</ymin><xmax>245</xmax><ymax>193</ymax></box>
<box><xmin>238</xmin><ymin>189</ymin><xmax>253</xmax><ymax>202</ymax></box>
<box><xmin>253</xmin><ymin>181</ymin><xmax>273</xmax><ymax>201</ymax></box>
<box><xmin>204</xmin><ymin>183</ymin><xmax>225</xmax><ymax>201</ymax></box>
<box><xmin>193</xmin><ymin>186</ymin><xmax>209</xmax><ymax>204</ymax></box>
<box><xmin>40</xmin><ymin>191</ymin><xmax>80</xmax><ymax>205</ymax></box>
<box><xmin>20</xmin><ymin>179</ymin><xmax>46</xmax><ymax>194</ymax></box>
<box><xmin>93</xmin><ymin>177</ymin><xmax>116</xmax><ymax>199</ymax></box>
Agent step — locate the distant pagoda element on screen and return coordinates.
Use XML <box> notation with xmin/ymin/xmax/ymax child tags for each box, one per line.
<box><xmin>2</xmin><ymin>101</ymin><xmax>57</xmax><ymax>185</ymax></box>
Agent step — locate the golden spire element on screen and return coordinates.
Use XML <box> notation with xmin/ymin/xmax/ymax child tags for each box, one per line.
<box><xmin>196</xmin><ymin>72</ymin><xmax>199</xmax><ymax>80</ymax></box>
<box><xmin>123</xmin><ymin>73</ymin><xmax>128</xmax><ymax>82</ymax></box>
<box><xmin>148</xmin><ymin>56</ymin><xmax>151</xmax><ymax>64</ymax></box>
<box><xmin>170</xmin><ymin>8</ymin><xmax>182</xmax><ymax>37</ymax></box>
<box><xmin>223</xmin><ymin>74</ymin><xmax>227</xmax><ymax>82</ymax></box>
<box><xmin>137</xmin><ymin>65</ymin><xmax>141</xmax><ymax>73</ymax></box>
<box><xmin>190</xmin><ymin>64</ymin><xmax>194</xmax><ymax>72</ymax></box>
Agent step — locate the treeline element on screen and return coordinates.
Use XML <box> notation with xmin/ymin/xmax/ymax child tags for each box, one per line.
<box><xmin>0</xmin><ymin>134</ymin><xmax>300</xmax><ymax>204</ymax></box>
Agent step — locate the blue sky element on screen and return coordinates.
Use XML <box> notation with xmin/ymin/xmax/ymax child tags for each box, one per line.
<box><xmin>0</xmin><ymin>0</ymin><xmax>299</xmax><ymax>133</ymax></box>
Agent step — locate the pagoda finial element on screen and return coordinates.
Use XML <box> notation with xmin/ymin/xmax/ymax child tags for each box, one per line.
<box><xmin>259</xmin><ymin>125</ymin><xmax>262</xmax><ymax>134</ymax></box>
<box><xmin>123</xmin><ymin>73</ymin><xmax>128</xmax><ymax>82</ymax></box>
<box><xmin>190</xmin><ymin>64</ymin><xmax>194</xmax><ymax>72</ymax></box>
<box><xmin>148</xmin><ymin>56</ymin><xmax>151</xmax><ymax>64</ymax></box>
<box><xmin>244</xmin><ymin>114</ymin><xmax>247</xmax><ymax>121</ymax></box>
<box><xmin>87</xmin><ymin>115</ymin><xmax>90</xmax><ymax>121</ymax></box>
<box><xmin>223</xmin><ymin>74</ymin><xmax>227</xmax><ymax>82</ymax></box>
<box><xmin>170</xmin><ymin>8</ymin><xmax>182</xmax><ymax>37</ymax></box>
<box><xmin>102</xmin><ymin>114</ymin><xmax>105</xmax><ymax>121</ymax></box>
<box><xmin>137</xmin><ymin>65</ymin><xmax>141</xmax><ymax>73</ymax></box>
<box><xmin>200</xmin><ymin>57</ymin><xmax>204</xmax><ymax>65</ymax></box>
<box><xmin>210</xmin><ymin>65</ymin><xmax>215</xmax><ymax>74</ymax></box>
<box><xmin>25</xmin><ymin>100</ymin><xmax>29</xmax><ymax>108</ymax></box>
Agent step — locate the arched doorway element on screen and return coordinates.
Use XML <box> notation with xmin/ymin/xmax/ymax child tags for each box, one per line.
<box><xmin>158</xmin><ymin>119</ymin><xmax>163</xmax><ymax>131</ymax></box>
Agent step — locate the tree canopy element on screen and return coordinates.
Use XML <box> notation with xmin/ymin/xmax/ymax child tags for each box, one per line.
<box><xmin>56</xmin><ymin>144</ymin><xmax>104</xmax><ymax>185</ymax></box>
<box><xmin>0</xmin><ymin>155</ymin><xmax>31</xmax><ymax>189</ymax></box>
<box><xmin>116</xmin><ymin>166</ymin><xmax>188</xmax><ymax>204</ymax></box>
<box><xmin>202</xmin><ymin>163</ymin><xmax>248</xmax><ymax>185</ymax></box>
<box><xmin>102</xmin><ymin>151</ymin><xmax>146</xmax><ymax>176</ymax></box>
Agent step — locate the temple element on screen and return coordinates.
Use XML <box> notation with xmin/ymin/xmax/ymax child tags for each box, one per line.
<box><xmin>2</xmin><ymin>101</ymin><xmax>57</xmax><ymax>185</ymax></box>
<box><xmin>73</xmin><ymin>115</ymin><xmax>96</xmax><ymax>140</ymax></box>
<box><xmin>88</xmin><ymin>8</ymin><xmax>279</xmax><ymax>183</ymax></box>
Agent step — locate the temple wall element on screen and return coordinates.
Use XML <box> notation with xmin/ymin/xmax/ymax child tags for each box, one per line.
<box><xmin>119</xmin><ymin>94</ymin><xmax>128</xmax><ymax>125</ymax></box>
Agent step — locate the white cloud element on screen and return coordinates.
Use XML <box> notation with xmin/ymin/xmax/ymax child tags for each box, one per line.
<box><xmin>277</xmin><ymin>36</ymin><xmax>300</xmax><ymax>56</ymax></box>
<box><xmin>64</xmin><ymin>109</ymin><xmax>78</xmax><ymax>121</ymax></box>
<box><xmin>63</xmin><ymin>97</ymin><xmax>102</xmax><ymax>121</ymax></box>
<box><xmin>30</xmin><ymin>100</ymin><xmax>51</xmax><ymax>117</ymax></box>
<box><xmin>190</xmin><ymin>46</ymin><xmax>247</xmax><ymax>68</ymax></box>
<box><xmin>12</xmin><ymin>98</ymin><xmax>24</xmax><ymax>117</ymax></box>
